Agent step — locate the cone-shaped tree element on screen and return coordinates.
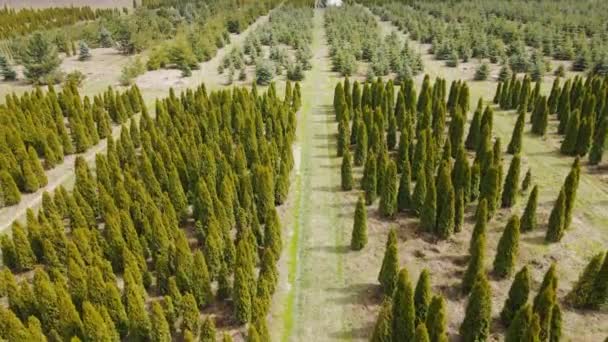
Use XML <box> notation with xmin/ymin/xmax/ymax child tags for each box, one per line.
<box><xmin>566</xmin><ymin>252</ymin><xmax>604</xmax><ymax>308</ymax></box>
<box><xmin>412</xmin><ymin>168</ymin><xmax>427</xmax><ymax>216</ymax></box>
<box><xmin>192</xmin><ymin>250</ymin><xmax>213</xmax><ymax>308</ymax></box>
<box><xmin>425</xmin><ymin>295</ymin><xmax>448</xmax><ymax>342</ymax></box>
<box><xmin>355</xmin><ymin>122</ymin><xmax>368</xmax><ymax>166</ymax></box>
<box><xmin>463</xmin><ymin>234</ymin><xmax>486</xmax><ymax>295</ymax></box>
<box><xmin>363</xmin><ymin>153</ymin><xmax>377</xmax><ymax>205</ymax></box>
<box><xmin>371</xmin><ymin>299</ymin><xmax>393</xmax><ymax>342</ymax></box>
<box><xmin>414</xmin><ymin>324</ymin><xmax>430</xmax><ymax>342</ymax></box>
<box><xmin>531</xmin><ymin>96</ymin><xmax>549</xmax><ymax>136</ymax></box>
<box><xmin>575</xmin><ymin>116</ymin><xmax>594</xmax><ymax>157</ymax></box>
<box><xmin>520</xmin><ymin>185</ymin><xmax>538</xmax><ymax>232</ymax></box>
<box><xmin>545</xmin><ymin>188</ymin><xmax>566</xmax><ymax>243</ymax></box>
<box><xmin>82</xmin><ymin>301</ymin><xmax>114</xmax><ymax>342</ymax></box>
<box><xmin>351</xmin><ymin>196</ymin><xmax>368</xmax><ymax>251</ymax></box>
<box><xmin>469</xmin><ymin>199</ymin><xmax>488</xmax><ymax>255</ymax></box>
<box><xmin>465</xmin><ymin>104</ymin><xmax>481</xmax><ymax>151</ymax></box>
<box><xmin>501</xmin><ymin>155</ymin><xmax>521</xmax><ymax>209</ymax></box>
<box><xmin>436</xmin><ymin>162</ymin><xmax>455</xmax><ymax>239</ymax></box>
<box><xmin>379</xmin><ymin>160</ymin><xmax>398</xmax><ymax>218</ymax></box>
<box><xmin>0</xmin><ymin>170</ymin><xmax>20</xmax><ymax>205</ymax></box>
<box><xmin>460</xmin><ymin>273</ymin><xmax>492</xmax><ymax>342</ymax></box>
<box><xmin>493</xmin><ymin>215</ymin><xmax>520</xmax><ymax>278</ymax></box>
<box><xmin>534</xmin><ymin>263</ymin><xmax>558</xmax><ymax>311</ymax></box>
<box><xmin>392</xmin><ymin>268</ymin><xmax>416</xmax><ymax>342</ymax></box>
<box><xmin>150</xmin><ymin>302</ymin><xmax>171</xmax><ymax>342</ymax></box>
<box><xmin>397</xmin><ymin>154</ymin><xmax>412</xmax><ymax>211</ymax></box>
<box><xmin>414</xmin><ymin>269</ymin><xmax>432</xmax><ymax>326</ymax></box>
<box><xmin>454</xmin><ymin>189</ymin><xmax>465</xmax><ymax>233</ymax></box>
<box><xmin>501</xmin><ymin>266</ymin><xmax>531</xmax><ymax>325</ymax></box>
<box><xmin>589</xmin><ymin>250</ymin><xmax>608</xmax><ymax>309</ymax></box>
<box><xmin>420</xmin><ymin>175</ymin><xmax>437</xmax><ymax>233</ymax></box>
<box><xmin>563</xmin><ymin>158</ymin><xmax>580</xmax><ymax>231</ymax></box>
<box><xmin>480</xmin><ymin>166</ymin><xmax>500</xmax><ymax>217</ymax></box>
<box><xmin>560</xmin><ymin>109</ymin><xmax>580</xmax><ymax>155</ymax></box>
<box><xmin>505</xmin><ymin>304</ymin><xmax>532</xmax><ymax>342</ymax></box>
<box><xmin>11</xmin><ymin>223</ymin><xmax>36</xmax><ymax>271</ymax></box>
<box><xmin>341</xmin><ymin>148</ymin><xmax>353</xmax><ymax>191</ymax></box>
<box><xmin>507</xmin><ymin>112</ymin><xmax>525</xmax><ymax>155</ymax></box>
<box><xmin>523</xmin><ymin>314</ymin><xmax>541</xmax><ymax>342</ymax></box>
<box><xmin>589</xmin><ymin>117</ymin><xmax>607</xmax><ymax>165</ymax></box>
<box><xmin>379</xmin><ymin>229</ymin><xmax>399</xmax><ymax>295</ymax></box>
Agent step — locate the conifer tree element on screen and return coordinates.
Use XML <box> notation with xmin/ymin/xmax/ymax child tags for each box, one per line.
<box><xmin>0</xmin><ymin>54</ymin><xmax>16</xmax><ymax>80</ymax></box>
<box><xmin>150</xmin><ymin>302</ymin><xmax>171</xmax><ymax>342</ymax></box>
<box><xmin>379</xmin><ymin>160</ymin><xmax>398</xmax><ymax>218</ymax></box>
<box><xmin>589</xmin><ymin>116</ymin><xmax>607</xmax><ymax>165</ymax></box>
<box><xmin>576</xmin><ymin>116</ymin><xmax>594</xmax><ymax>156</ymax></box>
<box><xmin>398</xmin><ymin>152</ymin><xmax>412</xmax><ymax>211</ymax></box>
<box><xmin>560</xmin><ymin>109</ymin><xmax>580</xmax><ymax>155</ymax></box>
<box><xmin>341</xmin><ymin>148</ymin><xmax>353</xmax><ymax>191</ymax></box>
<box><xmin>412</xmin><ymin>168</ymin><xmax>427</xmax><ymax>216</ymax></box>
<box><xmin>465</xmin><ymin>106</ymin><xmax>481</xmax><ymax>151</ymax></box>
<box><xmin>0</xmin><ymin>170</ymin><xmax>20</xmax><ymax>206</ymax></box>
<box><xmin>454</xmin><ymin>189</ymin><xmax>465</xmax><ymax>233</ymax></box>
<box><xmin>501</xmin><ymin>155</ymin><xmax>521</xmax><ymax>208</ymax></box>
<box><xmin>363</xmin><ymin>152</ymin><xmax>377</xmax><ymax>205</ymax></box>
<box><xmin>563</xmin><ymin>158</ymin><xmax>580</xmax><ymax>231</ymax></box>
<box><xmin>420</xmin><ymin>174</ymin><xmax>437</xmax><ymax>233</ymax></box>
<box><xmin>125</xmin><ymin>279</ymin><xmax>151</xmax><ymax>340</ymax></box>
<box><xmin>78</xmin><ymin>41</ymin><xmax>92</xmax><ymax>61</ymax></box>
<box><xmin>351</xmin><ymin>196</ymin><xmax>368</xmax><ymax>251</ymax></box>
<box><xmin>425</xmin><ymin>295</ymin><xmax>447</xmax><ymax>342</ymax></box>
<box><xmin>493</xmin><ymin>215</ymin><xmax>520</xmax><ymax>278</ymax></box>
<box><xmin>181</xmin><ymin>293</ymin><xmax>200</xmax><ymax>334</ymax></box>
<box><xmin>534</xmin><ymin>285</ymin><xmax>555</xmax><ymax>342</ymax></box>
<box><xmin>589</xmin><ymin>251</ymin><xmax>608</xmax><ymax>308</ymax></box>
<box><xmin>505</xmin><ymin>304</ymin><xmax>532</xmax><ymax>342</ymax></box>
<box><xmin>520</xmin><ymin>185</ymin><xmax>538</xmax><ymax>232</ymax></box>
<box><xmin>531</xmin><ymin>96</ymin><xmax>549</xmax><ymax>136</ymax></box>
<box><xmin>192</xmin><ymin>250</ymin><xmax>213</xmax><ymax>308</ymax></box>
<box><xmin>371</xmin><ymin>299</ymin><xmax>393</xmax><ymax>342</ymax></box>
<box><xmin>11</xmin><ymin>223</ymin><xmax>36</xmax><ymax>271</ymax></box>
<box><xmin>355</xmin><ymin>122</ymin><xmax>368</xmax><ymax>166</ymax></box>
<box><xmin>414</xmin><ymin>269</ymin><xmax>431</xmax><ymax>326</ymax></box>
<box><xmin>507</xmin><ymin>112</ymin><xmax>525</xmax><ymax>155</ymax></box>
<box><xmin>435</xmin><ymin>162</ymin><xmax>455</xmax><ymax>239</ymax></box>
<box><xmin>199</xmin><ymin>317</ymin><xmax>217</xmax><ymax>342</ymax></box>
<box><xmin>501</xmin><ymin>266</ymin><xmax>531</xmax><ymax>325</ymax></box>
<box><xmin>545</xmin><ymin>189</ymin><xmax>566</xmax><ymax>243</ymax></box>
<box><xmin>414</xmin><ymin>324</ymin><xmax>430</xmax><ymax>342</ymax></box>
<box><xmin>463</xmin><ymin>233</ymin><xmax>486</xmax><ymax>295</ymax></box>
<box><xmin>378</xmin><ymin>229</ymin><xmax>399</xmax><ymax>295</ymax></box>
<box><xmin>469</xmin><ymin>199</ymin><xmax>488</xmax><ymax>255</ymax></box>
<box><xmin>480</xmin><ymin>166</ymin><xmax>500</xmax><ymax>217</ymax></box>
<box><xmin>392</xmin><ymin>268</ymin><xmax>416</xmax><ymax>342</ymax></box>
<box><xmin>460</xmin><ymin>274</ymin><xmax>492</xmax><ymax>342</ymax></box>
<box><xmin>82</xmin><ymin>301</ymin><xmax>114</xmax><ymax>342</ymax></box>
<box><xmin>566</xmin><ymin>252</ymin><xmax>604</xmax><ymax>308</ymax></box>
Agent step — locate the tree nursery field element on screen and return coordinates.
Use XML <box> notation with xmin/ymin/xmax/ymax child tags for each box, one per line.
<box><xmin>0</xmin><ymin>0</ymin><xmax>607</xmax><ymax>341</ymax></box>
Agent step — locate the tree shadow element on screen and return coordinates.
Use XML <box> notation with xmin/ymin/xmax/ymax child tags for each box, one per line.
<box><xmin>326</xmin><ymin>283</ymin><xmax>382</xmax><ymax>305</ymax></box>
<box><xmin>312</xmin><ymin>184</ymin><xmax>342</xmax><ymax>193</ymax></box>
<box><xmin>307</xmin><ymin>244</ymin><xmax>350</xmax><ymax>255</ymax></box>
<box><xmin>328</xmin><ymin>323</ymin><xmax>375</xmax><ymax>340</ymax></box>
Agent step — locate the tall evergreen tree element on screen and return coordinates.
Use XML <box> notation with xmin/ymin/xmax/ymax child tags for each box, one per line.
<box><xmin>371</xmin><ymin>299</ymin><xmax>393</xmax><ymax>342</ymax></box>
<box><xmin>379</xmin><ymin>160</ymin><xmax>398</xmax><ymax>218</ymax></box>
<box><xmin>493</xmin><ymin>215</ymin><xmax>520</xmax><ymax>278</ymax></box>
<box><xmin>507</xmin><ymin>112</ymin><xmax>525</xmax><ymax>155</ymax></box>
<box><xmin>341</xmin><ymin>148</ymin><xmax>353</xmax><ymax>191</ymax></box>
<box><xmin>501</xmin><ymin>155</ymin><xmax>521</xmax><ymax>208</ymax></box>
<box><xmin>378</xmin><ymin>229</ymin><xmax>399</xmax><ymax>295</ymax></box>
<box><xmin>425</xmin><ymin>295</ymin><xmax>448</xmax><ymax>342</ymax></box>
<box><xmin>414</xmin><ymin>269</ymin><xmax>431</xmax><ymax>326</ymax></box>
<box><xmin>363</xmin><ymin>152</ymin><xmax>377</xmax><ymax>205</ymax></box>
<box><xmin>392</xmin><ymin>268</ymin><xmax>416</xmax><ymax>342</ymax></box>
<box><xmin>460</xmin><ymin>274</ymin><xmax>492</xmax><ymax>342</ymax></box>
<box><xmin>589</xmin><ymin>116</ymin><xmax>608</xmax><ymax>165</ymax></box>
<box><xmin>501</xmin><ymin>266</ymin><xmax>531</xmax><ymax>325</ymax></box>
<box><xmin>505</xmin><ymin>304</ymin><xmax>532</xmax><ymax>342</ymax></box>
<box><xmin>566</xmin><ymin>252</ymin><xmax>605</xmax><ymax>308</ymax></box>
<box><xmin>545</xmin><ymin>189</ymin><xmax>566</xmax><ymax>243</ymax></box>
<box><xmin>351</xmin><ymin>196</ymin><xmax>368</xmax><ymax>251</ymax></box>
<box><xmin>520</xmin><ymin>185</ymin><xmax>538</xmax><ymax>232</ymax></box>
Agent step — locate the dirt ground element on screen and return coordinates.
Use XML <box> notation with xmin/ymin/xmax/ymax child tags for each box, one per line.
<box><xmin>325</xmin><ymin>8</ymin><xmax>608</xmax><ymax>341</ymax></box>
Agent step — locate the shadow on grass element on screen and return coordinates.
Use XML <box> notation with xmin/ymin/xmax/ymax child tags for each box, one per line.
<box><xmin>328</xmin><ymin>322</ymin><xmax>375</xmax><ymax>340</ymax></box>
<box><xmin>308</xmin><ymin>244</ymin><xmax>350</xmax><ymax>254</ymax></box>
<box><xmin>312</xmin><ymin>184</ymin><xmax>342</xmax><ymax>193</ymax></box>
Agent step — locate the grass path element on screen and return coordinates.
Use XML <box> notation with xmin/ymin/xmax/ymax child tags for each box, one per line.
<box><xmin>271</xmin><ymin>9</ymin><xmax>363</xmax><ymax>341</ymax></box>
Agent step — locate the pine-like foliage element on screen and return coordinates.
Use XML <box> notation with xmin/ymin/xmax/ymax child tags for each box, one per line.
<box><xmin>351</xmin><ymin>196</ymin><xmax>368</xmax><ymax>251</ymax></box>
<box><xmin>566</xmin><ymin>252</ymin><xmax>605</xmax><ymax>308</ymax></box>
<box><xmin>371</xmin><ymin>299</ymin><xmax>393</xmax><ymax>342</ymax></box>
<box><xmin>501</xmin><ymin>266</ymin><xmax>531</xmax><ymax>325</ymax></box>
<box><xmin>501</xmin><ymin>155</ymin><xmax>521</xmax><ymax>208</ymax></box>
<box><xmin>341</xmin><ymin>148</ymin><xmax>353</xmax><ymax>191</ymax></box>
<box><xmin>545</xmin><ymin>189</ymin><xmax>566</xmax><ymax>242</ymax></box>
<box><xmin>460</xmin><ymin>273</ymin><xmax>492</xmax><ymax>342</ymax></box>
<box><xmin>414</xmin><ymin>269</ymin><xmax>432</xmax><ymax>326</ymax></box>
<box><xmin>379</xmin><ymin>160</ymin><xmax>398</xmax><ymax>218</ymax></box>
<box><xmin>379</xmin><ymin>229</ymin><xmax>399</xmax><ymax>295</ymax></box>
<box><xmin>505</xmin><ymin>304</ymin><xmax>532</xmax><ymax>342</ymax></box>
<box><xmin>493</xmin><ymin>215</ymin><xmax>520</xmax><ymax>278</ymax></box>
<box><xmin>392</xmin><ymin>268</ymin><xmax>416</xmax><ymax>342</ymax></box>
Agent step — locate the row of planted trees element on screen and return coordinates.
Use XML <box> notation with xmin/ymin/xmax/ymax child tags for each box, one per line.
<box><xmin>0</xmin><ymin>80</ymin><xmax>301</xmax><ymax>341</ymax></box>
<box><xmin>331</xmin><ymin>74</ymin><xmax>606</xmax><ymax>340</ymax></box>
<box><xmin>0</xmin><ymin>83</ymin><xmax>143</xmax><ymax>208</ymax></box>
<box><xmin>496</xmin><ymin>74</ymin><xmax>608</xmax><ymax>166</ymax></box>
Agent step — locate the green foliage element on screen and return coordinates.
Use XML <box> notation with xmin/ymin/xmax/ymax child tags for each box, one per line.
<box><xmin>501</xmin><ymin>266</ymin><xmax>531</xmax><ymax>326</ymax></box>
<box><xmin>22</xmin><ymin>33</ymin><xmax>61</xmax><ymax>84</ymax></box>
<box><xmin>567</xmin><ymin>252</ymin><xmax>605</xmax><ymax>308</ymax></box>
<box><xmin>520</xmin><ymin>185</ymin><xmax>538</xmax><ymax>232</ymax></box>
<box><xmin>371</xmin><ymin>299</ymin><xmax>393</xmax><ymax>342</ymax></box>
<box><xmin>501</xmin><ymin>155</ymin><xmax>521</xmax><ymax>208</ymax></box>
<box><xmin>379</xmin><ymin>229</ymin><xmax>399</xmax><ymax>295</ymax></box>
<box><xmin>341</xmin><ymin>148</ymin><xmax>353</xmax><ymax>191</ymax></box>
<box><xmin>120</xmin><ymin>57</ymin><xmax>146</xmax><ymax>86</ymax></box>
<box><xmin>0</xmin><ymin>55</ymin><xmax>16</xmax><ymax>80</ymax></box>
<box><xmin>505</xmin><ymin>304</ymin><xmax>532</xmax><ymax>342</ymax></box>
<box><xmin>474</xmin><ymin>62</ymin><xmax>490</xmax><ymax>81</ymax></box>
<box><xmin>545</xmin><ymin>188</ymin><xmax>566</xmax><ymax>243</ymax></box>
<box><xmin>425</xmin><ymin>295</ymin><xmax>448</xmax><ymax>342</ymax></box>
<box><xmin>493</xmin><ymin>215</ymin><xmax>520</xmax><ymax>278</ymax></box>
<box><xmin>363</xmin><ymin>152</ymin><xmax>378</xmax><ymax>205</ymax></box>
<box><xmin>379</xmin><ymin>160</ymin><xmax>398</xmax><ymax>218</ymax></box>
<box><xmin>392</xmin><ymin>268</ymin><xmax>416</xmax><ymax>342</ymax></box>
<box><xmin>414</xmin><ymin>269</ymin><xmax>431</xmax><ymax>327</ymax></box>
<box><xmin>460</xmin><ymin>274</ymin><xmax>492</xmax><ymax>342</ymax></box>
<box><xmin>351</xmin><ymin>196</ymin><xmax>368</xmax><ymax>251</ymax></box>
